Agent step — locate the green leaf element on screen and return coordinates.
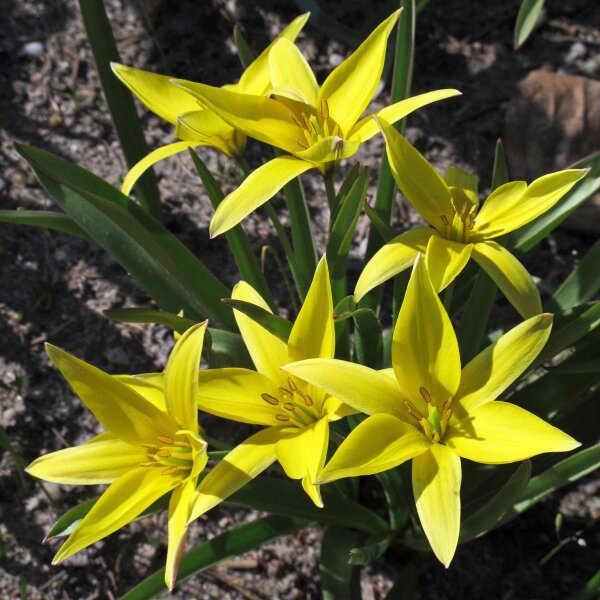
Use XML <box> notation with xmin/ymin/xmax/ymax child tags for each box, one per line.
<box><xmin>353</xmin><ymin>308</ymin><xmax>384</xmax><ymax>369</ymax></box>
<box><xmin>327</xmin><ymin>167</ymin><xmax>370</xmax><ymax>279</ymax></box>
<box><xmin>0</xmin><ymin>210</ymin><xmax>94</xmax><ymax>243</ymax></box>
<box><xmin>573</xmin><ymin>567</ymin><xmax>600</xmax><ymax>600</ymax></box>
<box><xmin>363</xmin><ymin>199</ymin><xmax>396</xmax><ymax>243</ymax></box>
<box><xmin>514</xmin><ymin>0</ymin><xmax>545</xmax><ymax>49</ymax></box>
<box><xmin>384</xmin><ymin>560</ymin><xmax>420</xmax><ymax>599</ymax></box>
<box><xmin>226</xmin><ymin>476</ymin><xmax>389</xmax><ymax>535</ymax></box>
<box><xmin>233</xmin><ymin>25</ymin><xmax>254</xmax><ymax>69</ymax></box>
<box><xmin>17</xmin><ymin>144</ymin><xmax>236</xmax><ymax>330</ymax></box>
<box><xmin>321</xmin><ymin>527</ymin><xmax>361</xmax><ymax>600</ymax></box>
<box><xmin>78</xmin><ymin>0</ymin><xmax>162</xmax><ymax>220</ymax></box>
<box><xmin>208</xmin><ymin>328</ymin><xmax>253</xmax><ymax>369</ymax></box>
<box><xmin>491</xmin><ymin>138</ymin><xmax>509</xmax><ymax>190</ymax></box>
<box><xmin>188</xmin><ymin>149</ymin><xmax>275</xmax><ymax>309</ymax></box>
<box><xmin>0</xmin><ymin>426</ymin><xmax>28</xmax><ymax>489</ymax></box>
<box><xmin>510</xmin><ymin>151</ymin><xmax>600</xmax><ymax>252</ymax></box>
<box><xmin>221</xmin><ymin>299</ymin><xmax>292</xmax><ymax>343</ymax></box>
<box><xmin>546</xmin><ymin>239</ymin><xmax>600</xmax><ymax>312</ymax></box>
<box><xmin>104</xmin><ymin>308</ymin><xmax>196</xmax><ymax>333</ymax></box>
<box><xmin>460</xmin><ymin>461</ymin><xmax>531</xmax><ymax>542</ymax></box>
<box><xmin>498</xmin><ymin>444</ymin><xmax>600</xmax><ymax>528</ymax></box>
<box><xmin>121</xmin><ymin>516</ymin><xmax>308</xmax><ymax>600</ymax></box>
<box><xmin>348</xmin><ymin>532</ymin><xmax>391</xmax><ymax>565</ymax></box>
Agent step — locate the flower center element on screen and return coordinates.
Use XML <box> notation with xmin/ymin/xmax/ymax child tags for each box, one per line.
<box><xmin>261</xmin><ymin>377</ymin><xmax>321</xmax><ymax>427</ymax></box>
<box><xmin>140</xmin><ymin>433</ymin><xmax>195</xmax><ymax>476</ymax></box>
<box><xmin>405</xmin><ymin>386</ymin><xmax>454</xmax><ymax>444</ymax></box>
<box><xmin>439</xmin><ymin>188</ymin><xmax>478</xmax><ymax>243</ymax></box>
<box><xmin>291</xmin><ymin>99</ymin><xmax>344</xmax><ymax>156</ymax></box>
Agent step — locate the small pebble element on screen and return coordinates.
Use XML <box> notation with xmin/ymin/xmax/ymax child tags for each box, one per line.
<box><xmin>565</xmin><ymin>41</ymin><xmax>587</xmax><ymax>62</ymax></box>
<box><xmin>19</xmin><ymin>41</ymin><xmax>44</xmax><ymax>59</ymax></box>
<box><xmin>329</xmin><ymin>52</ymin><xmax>344</xmax><ymax>67</ymax></box>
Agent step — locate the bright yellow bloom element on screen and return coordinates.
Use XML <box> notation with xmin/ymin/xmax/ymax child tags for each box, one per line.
<box><xmin>172</xmin><ymin>11</ymin><xmax>460</xmax><ymax>237</ymax></box>
<box><xmin>111</xmin><ymin>13</ymin><xmax>309</xmax><ymax>195</ymax></box>
<box><xmin>186</xmin><ymin>256</ymin><xmax>355</xmax><ymax>522</ymax></box>
<box><xmin>284</xmin><ymin>256</ymin><xmax>579</xmax><ymax>567</ymax></box>
<box><xmin>355</xmin><ymin>119</ymin><xmax>588</xmax><ymax>318</ymax></box>
<box><xmin>27</xmin><ymin>323</ymin><xmax>210</xmax><ymax>590</ymax></box>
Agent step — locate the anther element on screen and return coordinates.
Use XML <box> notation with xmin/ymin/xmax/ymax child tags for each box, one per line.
<box><xmin>297</xmin><ymin>138</ymin><xmax>309</xmax><ymax>149</ymax></box>
<box><xmin>261</xmin><ymin>393</ymin><xmax>279</xmax><ymax>406</ymax></box>
<box><xmin>440</xmin><ymin>214</ymin><xmax>450</xmax><ymax>226</ymax></box>
<box><xmin>303</xmin><ymin>394</ymin><xmax>313</xmax><ymax>407</ymax></box>
<box><xmin>280</xmin><ymin>387</ymin><xmax>293</xmax><ymax>398</ymax></box>
<box><xmin>283</xmin><ymin>402</ymin><xmax>295</xmax><ymax>411</ymax></box>
<box><xmin>290</xmin><ymin>112</ymin><xmax>303</xmax><ymax>128</ymax></box>
<box><xmin>161</xmin><ymin>466</ymin><xmax>179</xmax><ymax>476</ymax></box>
<box><xmin>302</xmin><ymin>113</ymin><xmax>312</xmax><ymax>130</ymax></box>
<box><xmin>141</xmin><ymin>443</ymin><xmax>159</xmax><ymax>450</ymax></box>
<box><xmin>331</xmin><ymin>124</ymin><xmax>340</xmax><ymax>138</ymax></box>
<box><xmin>419</xmin><ymin>387</ymin><xmax>432</xmax><ymax>404</ymax></box>
<box><xmin>405</xmin><ymin>400</ymin><xmax>424</xmax><ymax>421</ymax></box>
<box><xmin>157</xmin><ymin>435</ymin><xmax>174</xmax><ymax>445</ymax></box>
<box><xmin>157</xmin><ymin>449</ymin><xmax>171</xmax><ymax>458</ymax></box>
<box><xmin>276</xmin><ymin>414</ymin><xmax>290</xmax><ymax>421</ymax></box>
<box><xmin>140</xmin><ymin>461</ymin><xmax>156</xmax><ymax>467</ymax></box>
<box><xmin>321</xmin><ymin>99</ymin><xmax>329</xmax><ymax>119</ymax></box>
<box><xmin>288</xmin><ymin>378</ymin><xmax>297</xmax><ymax>392</ymax></box>
<box><xmin>442</xmin><ymin>396</ymin><xmax>454</xmax><ymax>412</ymax></box>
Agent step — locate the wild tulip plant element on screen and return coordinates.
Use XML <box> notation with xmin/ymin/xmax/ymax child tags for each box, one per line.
<box><xmin>2</xmin><ymin>5</ymin><xmax>600</xmax><ymax>598</ymax></box>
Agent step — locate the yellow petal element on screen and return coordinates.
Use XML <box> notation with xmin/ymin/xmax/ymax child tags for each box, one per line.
<box><xmin>170</xmin><ymin>81</ymin><xmax>303</xmax><ymax>154</ymax></box>
<box><xmin>446</xmin><ymin>401</ymin><xmax>580</xmax><ymax>463</ymax></box>
<box><xmin>379</xmin><ymin>119</ymin><xmax>454</xmax><ymax>231</ymax></box>
<box><xmin>455</xmin><ymin>313</ymin><xmax>553</xmax><ymax>415</ymax></box>
<box><xmin>354</xmin><ymin>227</ymin><xmax>434</xmax><ymax>301</ymax></box>
<box><xmin>474</xmin><ymin>169</ymin><xmax>588</xmax><ymax>238</ymax></box>
<box><xmin>236</xmin><ymin>13</ymin><xmax>310</xmax><ymax>95</ymax></box>
<box><xmin>318</xmin><ymin>11</ymin><xmax>400</xmax><ymax>135</ymax></box>
<box><xmin>26</xmin><ymin>437</ymin><xmax>145</xmax><ymax>484</ymax></box>
<box><xmin>276</xmin><ymin>417</ymin><xmax>329</xmax><ymax>507</ymax></box>
<box><xmin>392</xmin><ymin>256</ymin><xmax>461</xmax><ymax>414</ymax></box>
<box><xmin>165</xmin><ymin>477</ymin><xmax>196</xmax><ymax>591</ymax></box>
<box><xmin>294</xmin><ymin>135</ymin><xmax>361</xmax><ymax>164</ymax></box>
<box><xmin>425</xmin><ymin>235</ymin><xmax>473</xmax><ymax>292</ymax></box>
<box><xmin>210</xmin><ymin>156</ymin><xmax>313</xmax><ymax>237</ymax></box>
<box><xmin>122</xmin><ymin>141</ymin><xmax>198</xmax><ymax>196</ymax></box>
<box><xmin>444</xmin><ymin>166</ymin><xmax>479</xmax><ymax>204</ymax></box>
<box><xmin>412</xmin><ymin>444</ymin><xmax>461</xmax><ymax>568</ymax></box>
<box><xmin>322</xmin><ymin>396</ymin><xmax>358</xmax><ymax>421</ymax></box>
<box><xmin>283</xmin><ymin>358</ymin><xmax>406</xmax><ymax>419</ymax></box>
<box><xmin>189</xmin><ymin>427</ymin><xmax>280</xmax><ymax>522</ymax></box>
<box><xmin>288</xmin><ymin>256</ymin><xmax>335</xmax><ymax>361</ymax></box>
<box><xmin>53</xmin><ymin>466</ymin><xmax>178</xmax><ymax>563</ymax></box>
<box><xmin>45</xmin><ymin>344</ymin><xmax>177</xmax><ymax>445</ymax></box>
<box><xmin>232</xmin><ymin>281</ymin><xmax>290</xmax><ymax>383</ymax></box>
<box><xmin>115</xmin><ymin>373</ymin><xmax>166</xmax><ymax>411</ymax></box>
<box><xmin>111</xmin><ymin>63</ymin><xmax>200</xmax><ymax>125</ymax></box>
<box><xmin>197</xmin><ymin>368</ymin><xmax>285</xmax><ymax>427</ymax></box>
<box><xmin>269</xmin><ymin>38</ymin><xmax>319</xmax><ymax>105</ymax></box>
<box><xmin>349</xmin><ymin>89</ymin><xmax>462</xmax><ymax>141</ymax></box>
<box><xmin>317</xmin><ymin>414</ymin><xmax>428</xmax><ymax>483</ymax></box>
<box><xmin>165</xmin><ymin>322</ymin><xmax>207</xmax><ymax>431</ymax></box>
<box><xmin>471</xmin><ymin>241</ymin><xmax>541</xmax><ymax>319</ymax></box>
<box><xmin>175</xmin><ymin>109</ymin><xmax>240</xmax><ymax>155</ymax></box>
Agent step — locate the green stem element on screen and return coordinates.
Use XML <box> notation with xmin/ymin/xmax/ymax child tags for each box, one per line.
<box><xmin>78</xmin><ymin>0</ymin><xmax>162</xmax><ymax>221</ymax></box>
<box><xmin>443</xmin><ymin>280</ymin><xmax>455</xmax><ymax>312</ymax></box>
<box><xmin>324</xmin><ymin>170</ymin><xmax>337</xmax><ymax>218</ymax></box>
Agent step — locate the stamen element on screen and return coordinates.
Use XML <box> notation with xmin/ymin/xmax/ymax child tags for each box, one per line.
<box><xmin>276</xmin><ymin>414</ymin><xmax>290</xmax><ymax>422</ymax></box>
<box><xmin>302</xmin><ymin>113</ymin><xmax>313</xmax><ymax>131</ymax></box>
<box><xmin>161</xmin><ymin>466</ymin><xmax>179</xmax><ymax>476</ymax></box>
<box><xmin>442</xmin><ymin>396</ymin><xmax>454</xmax><ymax>412</ymax></box>
<box><xmin>440</xmin><ymin>214</ymin><xmax>450</xmax><ymax>226</ymax></box>
<box><xmin>283</xmin><ymin>402</ymin><xmax>295</xmax><ymax>411</ymax></box>
<box><xmin>288</xmin><ymin>378</ymin><xmax>297</xmax><ymax>392</ymax></box>
<box><xmin>303</xmin><ymin>394</ymin><xmax>313</xmax><ymax>407</ymax></box>
<box><xmin>297</xmin><ymin>138</ymin><xmax>309</xmax><ymax>149</ymax></box>
<box><xmin>141</xmin><ymin>443</ymin><xmax>159</xmax><ymax>450</ymax></box>
<box><xmin>331</xmin><ymin>124</ymin><xmax>340</xmax><ymax>138</ymax></box>
<box><xmin>157</xmin><ymin>435</ymin><xmax>174</xmax><ymax>445</ymax></box>
<box><xmin>419</xmin><ymin>387</ymin><xmax>432</xmax><ymax>404</ymax></box>
<box><xmin>261</xmin><ymin>393</ymin><xmax>279</xmax><ymax>406</ymax></box>
<box><xmin>321</xmin><ymin>99</ymin><xmax>329</xmax><ymax>119</ymax></box>
<box><xmin>156</xmin><ymin>449</ymin><xmax>171</xmax><ymax>458</ymax></box>
<box><xmin>280</xmin><ymin>387</ymin><xmax>293</xmax><ymax>398</ymax></box>
<box><xmin>290</xmin><ymin>112</ymin><xmax>303</xmax><ymax>128</ymax></box>
<box><xmin>140</xmin><ymin>461</ymin><xmax>156</xmax><ymax>467</ymax></box>
<box><xmin>405</xmin><ymin>400</ymin><xmax>424</xmax><ymax>422</ymax></box>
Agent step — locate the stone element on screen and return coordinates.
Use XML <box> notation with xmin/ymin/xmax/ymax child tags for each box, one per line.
<box><xmin>503</xmin><ymin>69</ymin><xmax>600</xmax><ymax>235</ymax></box>
<box><xmin>19</xmin><ymin>41</ymin><xmax>44</xmax><ymax>59</ymax></box>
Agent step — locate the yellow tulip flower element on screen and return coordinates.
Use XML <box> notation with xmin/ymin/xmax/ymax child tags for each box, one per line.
<box><xmin>355</xmin><ymin>119</ymin><xmax>588</xmax><ymax>318</ymax></box>
<box><xmin>111</xmin><ymin>13</ymin><xmax>309</xmax><ymax>196</ymax></box>
<box><xmin>28</xmin><ymin>323</ymin><xmax>212</xmax><ymax>590</ymax></box>
<box><xmin>284</xmin><ymin>256</ymin><xmax>580</xmax><ymax>567</ymax></box>
<box><xmin>172</xmin><ymin>11</ymin><xmax>461</xmax><ymax>237</ymax></box>
<box><xmin>186</xmin><ymin>256</ymin><xmax>355</xmax><ymax>522</ymax></box>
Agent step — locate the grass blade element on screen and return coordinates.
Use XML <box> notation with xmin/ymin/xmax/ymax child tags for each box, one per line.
<box><xmin>0</xmin><ymin>210</ymin><xmax>93</xmax><ymax>243</ymax></box>
<box><xmin>514</xmin><ymin>0</ymin><xmax>545</xmax><ymax>49</ymax></box>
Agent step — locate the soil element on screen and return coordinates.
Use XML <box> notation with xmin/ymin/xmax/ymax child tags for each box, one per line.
<box><xmin>0</xmin><ymin>0</ymin><xmax>599</xmax><ymax>598</ymax></box>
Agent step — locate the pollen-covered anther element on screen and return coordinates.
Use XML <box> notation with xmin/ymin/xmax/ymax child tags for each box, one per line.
<box><xmin>440</xmin><ymin>214</ymin><xmax>450</xmax><ymax>226</ymax></box>
<box><xmin>261</xmin><ymin>393</ymin><xmax>279</xmax><ymax>406</ymax></box>
<box><xmin>321</xmin><ymin>99</ymin><xmax>329</xmax><ymax>119</ymax></box>
<box><xmin>276</xmin><ymin>414</ymin><xmax>290</xmax><ymax>421</ymax></box>
<box><xmin>157</xmin><ymin>435</ymin><xmax>174</xmax><ymax>445</ymax></box>
<box><xmin>419</xmin><ymin>386</ymin><xmax>432</xmax><ymax>405</ymax></box>
<box><xmin>288</xmin><ymin>377</ymin><xmax>297</xmax><ymax>392</ymax></box>
<box><xmin>405</xmin><ymin>400</ymin><xmax>424</xmax><ymax>422</ymax></box>
<box><xmin>161</xmin><ymin>466</ymin><xmax>179</xmax><ymax>476</ymax></box>
<box><xmin>283</xmin><ymin>402</ymin><xmax>295</xmax><ymax>411</ymax></box>
<box><xmin>156</xmin><ymin>449</ymin><xmax>171</xmax><ymax>458</ymax></box>
<box><xmin>303</xmin><ymin>393</ymin><xmax>313</xmax><ymax>407</ymax></box>
<box><xmin>141</xmin><ymin>443</ymin><xmax>159</xmax><ymax>450</ymax></box>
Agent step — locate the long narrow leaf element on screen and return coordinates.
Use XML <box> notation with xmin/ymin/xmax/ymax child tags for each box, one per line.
<box><xmin>78</xmin><ymin>0</ymin><xmax>161</xmax><ymax>220</ymax></box>
<box><xmin>221</xmin><ymin>299</ymin><xmax>292</xmax><ymax>343</ymax></box>
<box><xmin>573</xmin><ymin>568</ymin><xmax>600</xmax><ymax>600</ymax></box>
<box><xmin>321</xmin><ymin>527</ymin><xmax>361</xmax><ymax>600</ymax></box>
<box><xmin>17</xmin><ymin>144</ymin><xmax>235</xmax><ymax>329</ymax></box>
<box><xmin>514</xmin><ymin>0</ymin><xmax>545</xmax><ymax>49</ymax></box>
<box><xmin>0</xmin><ymin>210</ymin><xmax>93</xmax><ymax>243</ymax></box>
<box><xmin>121</xmin><ymin>516</ymin><xmax>308</xmax><ymax>599</ymax></box>
<box><xmin>104</xmin><ymin>308</ymin><xmax>196</xmax><ymax>333</ymax></box>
